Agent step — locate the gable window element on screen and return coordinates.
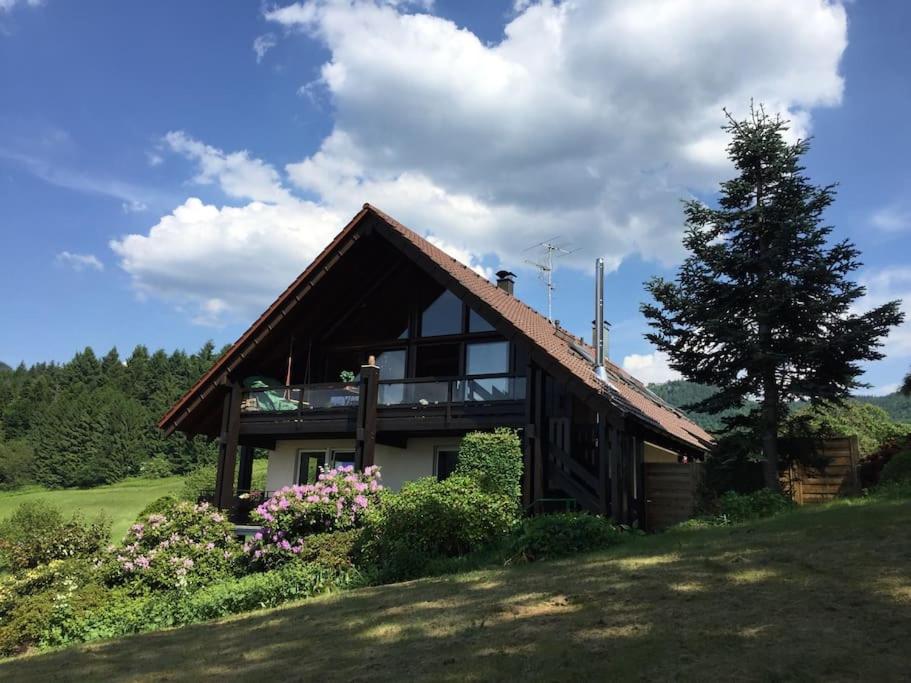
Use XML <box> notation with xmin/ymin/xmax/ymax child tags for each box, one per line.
<box><xmin>420</xmin><ymin>290</ymin><xmax>463</xmax><ymax>337</ymax></box>
<box><xmin>297</xmin><ymin>450</ymin><xmax>326</xmax><ymax>485</ymax></box>
<box><xmin>468</xmin><ymin>308</ymin><xmax>494</xmax><ymax>333</ymax></box>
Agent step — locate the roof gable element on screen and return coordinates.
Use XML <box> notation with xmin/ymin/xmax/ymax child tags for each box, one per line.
<box><xmin>159</xmin><ymin>204</ymin><xmax>712</xmax><ymax>450</ymax></box>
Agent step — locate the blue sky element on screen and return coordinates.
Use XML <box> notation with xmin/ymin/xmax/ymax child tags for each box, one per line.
<box><xmin>1</xmin><ymin>0</ymin><xmax>909</xmax><ymax>393</ymax></box>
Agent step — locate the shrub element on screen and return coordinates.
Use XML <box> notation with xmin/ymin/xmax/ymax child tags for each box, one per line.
<box><xmin>359</xmin><ymin>475</ymin><xmax>520</xmax><ymax>582</ymax></box>
<box><xmin>100</xmin><ymin>500</ymin><xmax>241</xmax><ymax>591</ymax></box>
<box><xmin>295</xmin><ymin>529</ymin><xmax>361</xmax><ymax>573</ymax></box>
<box><xmin>137</xmin><ymin>495</ymin><xmax>180</xmax><ymax>518</ymax></box>
<box><xmin>141</xmin><ymin>456</ymin><xmax>174</xmax><ymax>479</ymax></box>
<box><xmin>879</xmin><ymin>449</ymin><xmax>911</xmax><ymax>484</ymax></box>
<box><xmin>716</xmin><ymin>489</ymin><xmax>795</xmax><ymax>523</ymax></box>
<box><xmin>245</xmin><ymin>465</ymin><xmax>382</xmax><ymax>569</ymax></box>
<box><xmin>786</xmin><ymin>401</ymin><xmax>911</xmax><ymax>457</ymax></box>
<box><xmin>181</xmin><ymin>464</ymin><xmax>216</xmax><ymax>502</ymax></box>
<box><xmin>0</xmin><ymin>439</ymin><xmax>35</xmax><ymax>490</ymax></box>
<box><xmin>0</xmin><ymin>559</ymin><xmax>107</xmax><ymax>656</ymax></box>
<box><xmin>456</xmin><ymin>428</ymin><xmax>523</xmax><ymax>500</ymax></box>
<box><xmin>69</xmin><ymin>561</ymin><xmax>363</xmax><ymax>647</ymax></box>
<box><xmin>509</xmin><ymin>513</ymin><xmax>624</xmax><ymax>562</ymax></box>
<box><xmin>0</xmin><ymin>501</ymin><xmax>110</xmax><ymax>573</ymax></box>
<box><xmin>858</xmin><ymin>435</ymin><xmax>911</xmax><ymax>487</ymax></box>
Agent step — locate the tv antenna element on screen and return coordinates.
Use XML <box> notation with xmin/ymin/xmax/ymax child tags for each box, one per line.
<box><xmin>524</xmin><ymin>237</ymin><xmax>577</xmax><ymax>324</ymax></box>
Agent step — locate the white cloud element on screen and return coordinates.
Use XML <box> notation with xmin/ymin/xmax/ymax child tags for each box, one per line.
<box><xmin>253</xmin><ymin>33</ymin><xmax>278</xmax><ymax>63</ymax></box>
<box><xmin>858</xmin><ymin>267</ymin><xmax>911</xmax><ymax>360</ymax></box>
<box><xmin>110</xmin><ymin>196</ymin><xmax>342</xmax><ymax>326</ymax></box>
<box><xmin>122</xmin><ymin>199</ymin><xmax>148</xmax><ymax>213</ymax></box>
<box><xmin>871</xmin><ymin>203</ymin><xmax>911</xmax><ymax>232</ymax></box>
<box><xmin>622</xmin><ymin>351</ymin><xmax>681</xmax><ymax>385</ymax></box>
<box><xmin>56</xmin><ymin>251</ymin><xmax>103</xmax><ymax>272</ymax></box>
<box><xmin>0</xmin><ymin>146</ymin><xmax>159</xmax><ymax>210</ymax></box>
<box><xmin>265</xmin><ymin>0</ymin><xmax>846</xmax><ymax>272</ymax></box>
<box><xmin>163</xmin><ymin>131</ymin><xmax>293</xmax><ymax>204</ymax></box>
<box><xmin>114</xmin><ymin>0</ymin><xmax>849</xmax><ymax>322</ymax></box>
<box><xmin>863</xmin><ymin>383</ymin><xmax>900</xmax><ymax>397</ymax></box>
<box><xmin>0</xmin><ymin>0</ymin><xmax>43</xmax><ymax>13</ymax></box>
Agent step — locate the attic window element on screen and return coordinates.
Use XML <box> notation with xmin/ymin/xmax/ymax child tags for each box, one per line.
<box><xmin>420</xmin><ymin>290</ymin><xmax>462</xmax><ymax>337</ymax></box>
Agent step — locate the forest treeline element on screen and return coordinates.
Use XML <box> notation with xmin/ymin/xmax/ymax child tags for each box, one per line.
<box><xmin>0</xmin><ymin>343</ymin><xmax>227</xmax><ymax>489</ymax></box>
<box><xmin>649</xmin><ymin>379</ymin><xmax>911</xmax><ymax>432</ymax></box>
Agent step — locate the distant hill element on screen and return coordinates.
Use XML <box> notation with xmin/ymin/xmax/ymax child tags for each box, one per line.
<box><xmin>853</xmin><ymin>392</ymin><xmax>911</xmax><ymax>423</ymax></box>
<box><xmin>646</xmin><ymin>380</ymin><xmax>751</xmax><ymax>433</ymax></box>
<box><xmin>0</xmin><ymin>361</ymin><xmax>11</xmax><ymax>373</ymax></box>
<box><xmin>648</xmin><ymin>380</ymin><xmax>911</xmax><ymax>432</ymax></box>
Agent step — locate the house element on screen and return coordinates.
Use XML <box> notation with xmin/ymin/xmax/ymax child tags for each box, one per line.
<box><xmin>159</xmin><ymin>204</ymin><xmax>712</xmax><ymax>526</ymax></box>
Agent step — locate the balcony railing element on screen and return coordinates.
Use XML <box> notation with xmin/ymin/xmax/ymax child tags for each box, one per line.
<box><xmin>240</xmin><ymin>375</ymin><xmax>525</xmax><ymax>414</ymax></box>
<box><xmin>241</xmin><ymin>382</ymin><xmax>359</xmax><ymax>413</ymax></box>
<box><xmin>378</xmin><ymin>375</ymin><xmax>526</xmax><ymax>406</ymax></box>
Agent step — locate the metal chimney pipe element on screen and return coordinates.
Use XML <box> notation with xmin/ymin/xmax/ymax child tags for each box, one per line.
<box><xmin>594</xmin><ymin>258</ymin><xmax>608</xmax><ymax>382</ymax></box>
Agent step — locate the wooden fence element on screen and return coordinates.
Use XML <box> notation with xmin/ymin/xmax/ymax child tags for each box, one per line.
<box><xmin>781</xmin><ymin>436</ymin><xmax>860</xmax><ymax>504</ymax></box>
<box><xmin>644</xmin><ymin>462</ymin><xmax>703</xmax><ymax>531</ymax></box>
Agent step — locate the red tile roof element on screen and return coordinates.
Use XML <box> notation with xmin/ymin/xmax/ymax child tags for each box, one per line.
<box><xmin>370</xmin><ymin>205</ymin><xmax>713</xmax><ymax>451</ymax></box>
<box><xmin>160</xmin><ymin>204</ymin><xmax>712</xmax><ymax>451</ymax></box>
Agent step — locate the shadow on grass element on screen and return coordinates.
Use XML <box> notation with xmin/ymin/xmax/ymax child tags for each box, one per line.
<box><xmin>2</xmin><ymin>498</ymin><xmax>910</xmax><ymax>682</ymax></box>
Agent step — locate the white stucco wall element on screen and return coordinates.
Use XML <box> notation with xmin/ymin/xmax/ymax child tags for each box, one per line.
<box><xmin>265</xmin><ymin>436</ymin><xmax>463</xmax><ymax>491</ymax></box>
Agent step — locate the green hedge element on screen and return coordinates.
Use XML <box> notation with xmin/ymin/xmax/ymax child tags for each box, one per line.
<box><xmin>509</xmin><ymin>513</ymin><xmax>625</xmax><ymax>562</ymax></box>
<box><xmin>880</xmin><ymin>449</ymin><xmax>911</xmax><ymax>484</ymax></box>
<box><xmin>359</xmin><ymin>475</ymin><xmax>520</xmax><ymax>582</ymax></box>
<box><xmin>456</xmin><ymin>428</ymin><xmax>523</xmax><ymax>499</ymax></box>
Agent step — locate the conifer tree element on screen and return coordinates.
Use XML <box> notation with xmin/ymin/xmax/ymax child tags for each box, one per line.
<box><xmin>642</xmin><ymin>105</ymin><xmax>904</xmax><ymax>489</ymax></box>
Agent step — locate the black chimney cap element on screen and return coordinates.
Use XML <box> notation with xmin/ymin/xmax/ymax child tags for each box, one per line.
<box><xmin>495</xmin><ymin>270</ymin><xmax>516</xmax><ymax>282</ymax></box>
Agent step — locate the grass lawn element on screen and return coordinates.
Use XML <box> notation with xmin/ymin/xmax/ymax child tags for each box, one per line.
<box><xmin>2</xmin><ymin>495</ymin><xmax>909</xmax><ymax>682</ymax></box>
<box><xmin>0</xmin><ymin>476</ymin><xmax>184</xmax><ymax>541</ymax></box>
<box><xmin>0</xmin><ymin>461</ymin><xmax>269</xmax><ymax>542</ymax></box>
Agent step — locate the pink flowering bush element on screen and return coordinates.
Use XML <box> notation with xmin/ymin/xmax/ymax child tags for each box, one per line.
<box><xmin>100</xmin><ymin>500</ymin><xmax>241</xmax><ymax>592</ymax></box>
<box><xmin>245</xmin><ymin>465</ymin><xmax>382</xmax><ymax>569</ymax></box>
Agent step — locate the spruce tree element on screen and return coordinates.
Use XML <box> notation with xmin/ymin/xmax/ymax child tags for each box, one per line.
<box><xmin>642</xmin><ymin>105</ymin><xmax>904</xmax><ymax>489</ymax></box>
<box><xmin>902</xmin><ymin>369</ymin><xmax>910</xmax><ymax>396</ymax></box>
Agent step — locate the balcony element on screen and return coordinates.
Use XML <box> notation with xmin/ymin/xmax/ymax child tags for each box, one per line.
<box><xmin>238</xmin><ymin>375</ymin><xmax>526</xmax><ymax>436</ymax></box>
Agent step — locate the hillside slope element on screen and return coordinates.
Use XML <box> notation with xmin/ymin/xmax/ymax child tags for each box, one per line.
<box><xmin>649</xmin><ymin>379</ymin><xmax>911</xmax><ymax>431</ymax></box>
<box><xmin>3</xmin><ymin>497</ymin><xmax>909</xmax><ymax>681</ymax></box>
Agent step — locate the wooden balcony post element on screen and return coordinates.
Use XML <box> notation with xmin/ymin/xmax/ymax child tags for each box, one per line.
<box><xmin>214</xmin><ymin>382</ymin><xmax>242</xmax><ymax>509</ymax></box>
<box><xmin>354</xmin><ymin>356</ymin><xmax>379</xmax><ymax>471</ymax></box>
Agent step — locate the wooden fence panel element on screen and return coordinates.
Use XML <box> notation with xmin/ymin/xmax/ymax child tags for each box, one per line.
<box><xmin>644</xmin><ymin>463</ymin><xmax>703</xmax><ymax>531</ymax></box>
<box><xmin>782</xmin><ymin>436</ymin><xmax>860</xmax><ymax>504</ymax></box>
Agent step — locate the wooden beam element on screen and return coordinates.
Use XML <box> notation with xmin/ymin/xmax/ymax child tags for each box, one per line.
<box><xmin>214</xmin><ymin>383</ymin><xmax>242</xmax><ymax>509</ymax></box>
<box><xmin>522</xmin><ymin>362</ymin><xmax>536</xmax><ymax>509</ymax></box>
<box><xmin>597</xmin><ymin>414</ymin><xmax>610</xmax><ymax>516</ymax></box>
<box><xmin>354</xmin><ymin>360</ymin><xmax>379</xmax><ymax>470</ymax></box>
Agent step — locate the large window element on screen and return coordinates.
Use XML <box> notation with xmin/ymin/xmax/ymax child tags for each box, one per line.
<box><xmin>420</xmin><ymin>290</ymin><xmax>463</xmax><ymax>337</ymax></box>
<box><xmin>466</xmin><ymin>341</ymin><xmax>509</xmax><ymax>375</ymax></box>
<box><xmin>415</xmin><ymin>343</ymin><xmax>461</xmax><ymax>377</ymax></box>
<box><xmin>375</xmin><ymin>349</ymin><xmax>406</xmax><ymax>380</ymax></box>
